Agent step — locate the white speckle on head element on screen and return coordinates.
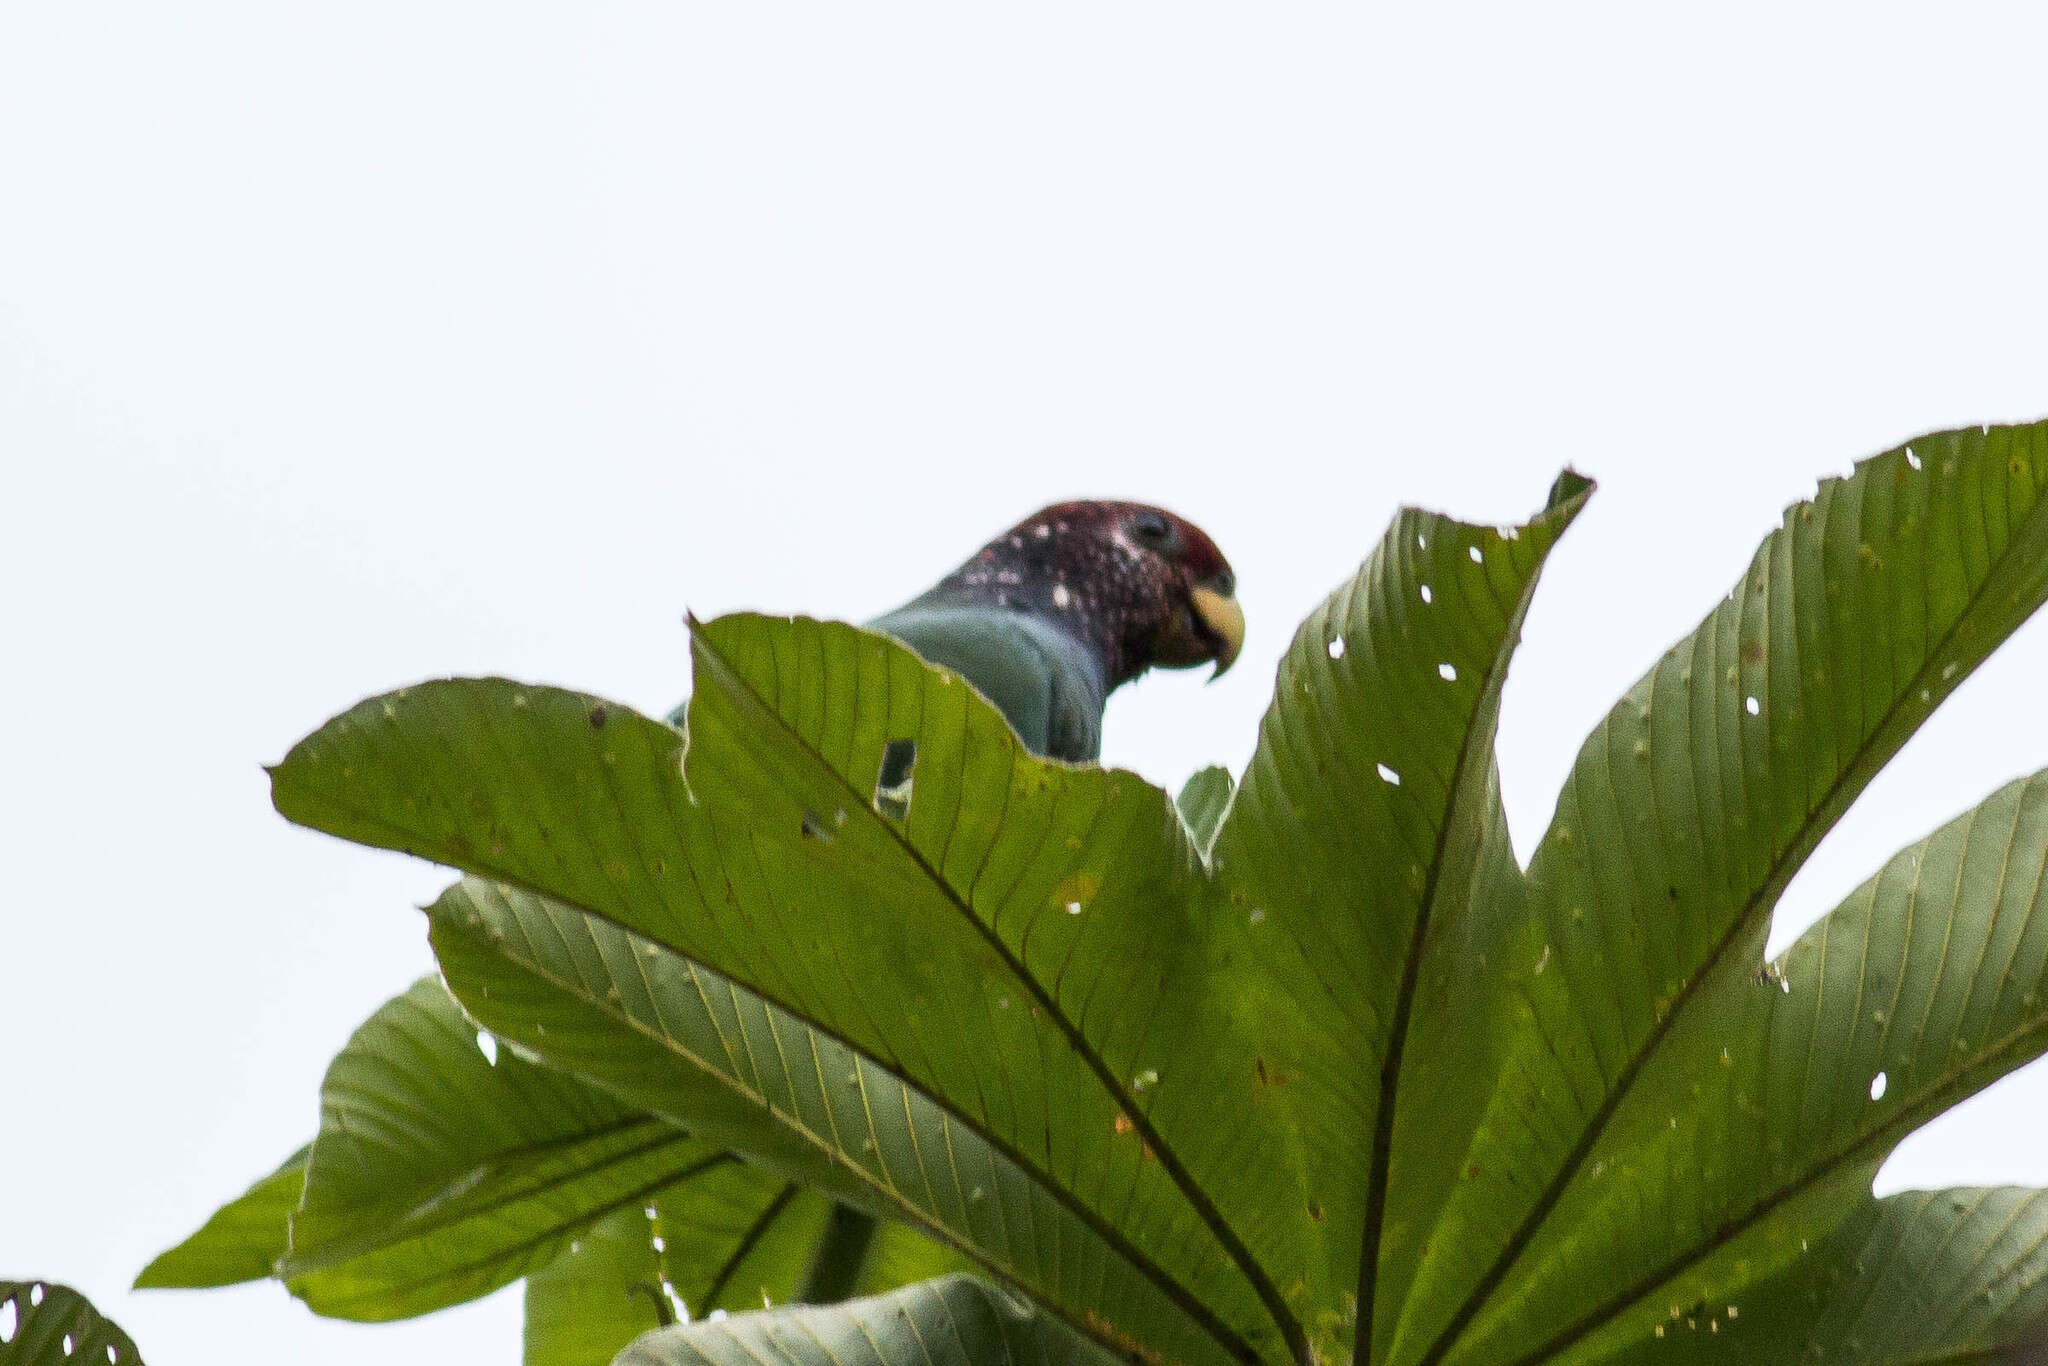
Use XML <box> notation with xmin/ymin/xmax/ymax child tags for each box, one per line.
<box><xmin>1109</xmin><ymin>528</ymin><xmax>1142</xmax><ymax>561</ymax></box>
<box><xmin>1052</xmin><ymin>583</ymin><xmax>1072</xmax><ymax>609</ymax></box>
<box><xmin>1008</xmin><ymin>534</ymin><xmax>1023</xmax><ymax>549</ymax></box>
<box><xmin>1034</xmin><ymin>524</ymin><xmax>1052</xmax><ymax>539</ymax></box>
<box><xmin>995</xmin><ymin>569</ymin><xmax>1023</xmax><ymax>586</ymax></box>
<box><xmin>1055</xmin><ymin>520</ymin><xmax>1069</xmax><ymax>533</ymax></box>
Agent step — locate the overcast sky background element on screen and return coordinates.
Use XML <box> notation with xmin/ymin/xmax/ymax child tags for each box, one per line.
<box><xmin>6</xmin><ymin>6</ymin><xmax>2048</xmax><ymax>1363</ymax></box>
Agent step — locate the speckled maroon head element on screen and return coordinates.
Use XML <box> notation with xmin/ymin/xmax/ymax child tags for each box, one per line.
<box><xmin>922</xmin><ymin>500</ymin><xmax>1243</xmax><ymax>688</ymax></box>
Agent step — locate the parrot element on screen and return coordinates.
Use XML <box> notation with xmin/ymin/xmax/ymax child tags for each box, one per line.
<box><xmin>678</xmin><ymin>499</ymin><xmax>1242</xmax><ymax>1304</ymax></box>
<box><xmin>868</xmin><ymin>499</ymin><xmax>1244</xmax><ymax>761</ymax></box>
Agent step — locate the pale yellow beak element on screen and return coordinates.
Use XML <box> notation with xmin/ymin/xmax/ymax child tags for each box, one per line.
<box><xmin>1190</xmin><ymin>583</ymin><xmax>1245</xmax><ymax>678</ymax></box>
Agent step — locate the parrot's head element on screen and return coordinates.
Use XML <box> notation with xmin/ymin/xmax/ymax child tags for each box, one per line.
<box><xmin>972</xmin><ymin>500</ymin><xmax>1244</xmax><ymax>687</ymax></box>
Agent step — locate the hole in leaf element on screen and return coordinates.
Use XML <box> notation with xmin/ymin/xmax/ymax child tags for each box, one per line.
<box><xmin>1870</xmin><ymin>1071</ymin><xmax>1887</xmax><ymax>1101</ymax></box>
<box><xmin>874</xmin><ymin>739</ymin><xmax>916</xmax><ymax>821</ymax></box>
<box><xmin>1419</xmin><ymin>584</ymin><xmax>1433</xmax><ymax>604</ymax></box>
<box><xmin>1906</xmin><ymin>447</ymin><xmax>1921</xmax><ymax>470</ymax></box>
<box><xmin>1438</xmin><ymin>662</ymin><xmax>1458</xmax><ymax>681</ymax></box>
<box><xmin>109</xmin><ymin>1346</ymin><xmax>120</xmax><ymax>1363</ymax></box>
<box><xmin>800</xmin><ymin>810</ymin><xmax>835</xmax><ymax>844</ymax></box>
<box><xmin>64</xmin><ymin>1333</ymin><xmax>74</xmax><ymax>1357</ymax></box>
<box><xmin>1745</xmin><ymin>696</ymin><xmax>1760</xmax><ymax>716</ymax></box>
<box><xmin>1327</xmin><ymin>636</ymin><xmax>1345</xmax><ymax>660</ymax></box>
<box><xmin>1376</xmin><ymin>763</ymin><xmax>1402</xmax><ymax>786</ymax></box>
<box><xmin>1</xmin><ymin>1297</ymin><xmax>15</xmax><ymax>1343</ymax></box>
<box><xmin>29</xmin><ymin>1287</ymin><xmax>42</xmax><ymax>1308</ymax></box>
<box><xmin>1065</xmin><ymin>901</ymin><xmax>1083</xmax><ymax>915</ymax></box>
<box><xmin>476</xmin><ymin>1031</ymin><xmax>499</xmax><ymax>1066</ymax></box>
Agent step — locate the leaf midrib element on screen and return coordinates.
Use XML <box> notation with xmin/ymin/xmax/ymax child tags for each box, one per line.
<box><xmin>1353</xmin><ymin>545</ymin><xmax>1538</xmax><ymax>1364</ymax></box>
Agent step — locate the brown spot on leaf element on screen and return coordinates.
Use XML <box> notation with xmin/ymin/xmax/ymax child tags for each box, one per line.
<box><xmin>589</xmin><ymin>705</ymin><xmax>609</xmax><ymax>729</ymax></box>
<box><xmin>1113</xmin><ymin>1113</ymin><xmax>1135</xmax><ymax>1135</ymax></box>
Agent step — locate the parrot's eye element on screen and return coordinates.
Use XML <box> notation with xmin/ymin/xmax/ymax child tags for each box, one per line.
<box><xmin>1130</xmin><ymin>511</ymin><xmax>1177</xmax><ymax>551</ymax></box>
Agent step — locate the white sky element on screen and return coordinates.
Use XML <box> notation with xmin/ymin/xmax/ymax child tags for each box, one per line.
<box><xmin>5</xmin><ymin>6</ymin><xmax>2048</xmax><ymax>1363</ymax></box>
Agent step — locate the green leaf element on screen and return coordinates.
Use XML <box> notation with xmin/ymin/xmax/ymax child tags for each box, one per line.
<box><xmin>524</xmin><ymin>1205</ymin><xmax>671</xmax><ymax>1366</ymax></box>
<box><xmin>1596</xmin><ymin>1187</ymin><xmax>2048</xmax><ymax>1365</ymax></box>
<box><xmin>613</xmin><ymin>1274</ymin><xmax>1116</xmax><ymax>1366</ymax></box>
<box><xmin>1175</xmin><ymin>766</ymin><xmax>1234</xmax><ymax>852</ymax></box>
<box><xmin>1393</xmin><ymin>422</ymin><xmax>2048</xmax><ymax>1366</ymax></box>
<box><xmin>0</xmin><ymin>1281</ymin><xmax>143</xmax><ymax>1366</ymax></box>
<box><xmin>1211</xmin><ymin>470</ymin><xmax>1590</xmax><ymax>1355</ymax></box>
<box><xmin>283</xmin><ymin>976</ymin><xmax>721</xmax><ymax>1321</ymax></box>
<box><xmin>428</xmin><ymin>878</ymin><xmax>1209</xmax><ymax>1358</ymax></box>
<box><xmin>135</xmin><ymin>1146</ymin><xmax>306</xmax><ymax>1289</ymax></box>
<box><xmin>1456</xmin><ymin>769</ymin><xmax>2048</xmax><ymax>1364</ymax></box>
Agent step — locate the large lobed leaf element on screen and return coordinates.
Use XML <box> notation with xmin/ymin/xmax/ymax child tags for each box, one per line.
<box><xmin>1395</xmin><ymin>421</ymin><xmax>2048</xmax><ymax>1366</ymax></box>
<box><xmin>261</xmin><ymin>419</ymin><xmax>2048</xmax><ymax>1366</ymax></box>
<box><xmin>1210</xmin><ymin>470</ymin><xmax>1590</xmax><ymax>1354</ymax></box>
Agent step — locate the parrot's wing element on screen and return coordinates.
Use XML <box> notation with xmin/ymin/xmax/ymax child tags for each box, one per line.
<box><xmin>866</xmin><ymin>605</ymin><xmax>1106</xmax><ymax>762</ymax></box>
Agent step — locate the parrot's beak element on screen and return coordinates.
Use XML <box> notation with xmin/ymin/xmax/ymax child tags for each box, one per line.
<box><xmin>1190</xmin><ymin>583</ymin><xmax>1244</xmax><ymax>679</ymax></box>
